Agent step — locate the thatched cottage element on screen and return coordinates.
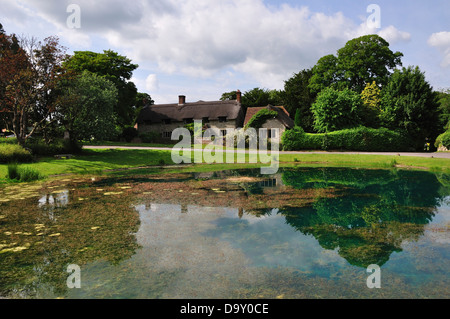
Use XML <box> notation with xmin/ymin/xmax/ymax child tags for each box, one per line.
<box><xmin>136</xmin><ymin>92</ymin><xmax>245</xmax><ymax>139</ymax></box>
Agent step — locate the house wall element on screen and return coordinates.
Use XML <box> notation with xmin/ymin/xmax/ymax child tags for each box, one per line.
<box><xmin>261</xmin><ymin>119</ymin><xmax>287</xmax><ymax>139</ymax></box>
<box><xmin>138</xmin><ymin>120</ymin><xmax>240</xmax><ymax>139</ymax></box>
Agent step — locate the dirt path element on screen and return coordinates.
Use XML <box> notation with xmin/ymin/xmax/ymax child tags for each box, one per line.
<box><xmin>83</xmin><ymin>145</ymin><xmax>450</xmax><ymax>159</ymax></box>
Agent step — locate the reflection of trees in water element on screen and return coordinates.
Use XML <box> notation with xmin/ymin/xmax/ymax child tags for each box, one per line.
<box><xmin>280</xmin><ymin>168</ymin><xmax>446</xmax><ymax>268</ymax></box>
<box><xmin>0</xmin><ymin>191</ymin><xmax>140</xmax><ymax>298</ymax></box>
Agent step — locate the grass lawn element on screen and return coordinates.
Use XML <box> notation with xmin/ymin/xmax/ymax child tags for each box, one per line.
<box><xmin>0</xmin><ymin>148</ymin><xmax>449</xmax><ymax>184</ymax></box>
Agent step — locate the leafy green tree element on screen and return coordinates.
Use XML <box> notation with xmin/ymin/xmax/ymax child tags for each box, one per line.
<box><xmin>310</xmin><ymin>35</ymin><xmax>403</xmax><ymax>94</ymax></box>
<box><xmin>380</xmin><ymin>66</ymin><xmax>440</xmax><ymax>149</ymax></box>
<box><xmin>360</xmin><ymin>81</ymin><xmax>382</xmax><ymax>128</ymax></box>
<box><xmin>57</xmin><ymin>71</ymin><xmax>118</xmax><ymax>143</ymax></box>
<box><xmin>283</xmin><ymin>69</ymin><xmax>316</xmax><ymax>131</ymax></box>
<box><xmin>64</xmin><ymin>50</ymin><xmax>138</xmax><ymax>127</ymax></box>
<box><xmin>294</xmin><ymin>109</ymin><xmax>302</xmax><ymax>128</ymax></box>
<box><xmin>437</xmin><ymin>89</ymin><xmax>450</xmax><ymax>130</ymax></box>
<box><xmin>311</xmin><ymin>87</ymin><xmax>363</xmax><ymax>133</ymax></box>
<box><xmin>220</xmin><ymin>91</ymin><xmax>237</xmax><ymax>101</ymax></box>
<box><xmin>241</xmin><ymin>88</ymin><xmax>272</xmax><ymax>109</ymax></box>
<box><xmin>134</xmin><ymin>92</ymin><xmax>154</xmax><ymax>123</ymax></box>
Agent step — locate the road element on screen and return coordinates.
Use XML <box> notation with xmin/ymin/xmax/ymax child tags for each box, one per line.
<box><xmin>83</xmin><ymin>145</ymin><xmax>450</xmax><ymax>159</ymax></box>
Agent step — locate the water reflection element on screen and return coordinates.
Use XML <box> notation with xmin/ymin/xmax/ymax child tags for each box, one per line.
<box><xmin>0</xmin><ymin>167</ymin><xmax>448</xmax><ymax>299</ymax></box>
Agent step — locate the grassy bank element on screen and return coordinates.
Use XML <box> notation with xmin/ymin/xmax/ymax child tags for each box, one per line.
<box><xmin>0</xmin><ymin>148</ymin><xmax>449</xmax><ymax>184</ymax></box>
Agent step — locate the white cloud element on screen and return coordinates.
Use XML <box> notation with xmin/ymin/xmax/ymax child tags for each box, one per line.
<box><xmin>145</xmin><ymin>74</ymin><xmax>159</xmax><ymax>92</ymax></box>
<box><xmin>428</xmin><ymin>31</ymin><xmax>450</xmax><ymax>67</ymax></box>
<box><xmin>1</xmin><ymin>0</ymin><xmax>413</xmax><ymax>92</ymax></box>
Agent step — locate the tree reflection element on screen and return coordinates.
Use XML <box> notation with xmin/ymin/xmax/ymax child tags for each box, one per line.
<box><xmin>280</xmin><ymin>168</ymin><xmax>445</xmax><ymax>268</ymax></box>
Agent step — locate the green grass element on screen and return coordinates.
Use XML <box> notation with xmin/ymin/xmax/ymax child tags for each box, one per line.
<box><xmin>0</xmin><ymin>148</ymin><xmax>449</xmax><ymax>184</ymax></box>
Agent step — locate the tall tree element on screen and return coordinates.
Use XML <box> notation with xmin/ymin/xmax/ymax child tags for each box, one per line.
<box><xmin>56</xmin><ymin>71</ymin><xmax>118</xmax><ymax>144</ymax></box>
<box><xmin>380</xmin><ymin>66</ymin><xmax>440</xmax><ymax>149</ymax></box>
<box><xmin>283</xmin><ymin>69</ymin><xmax>317</xmax><ymax>131</ymax></box>
<box><xmin>360</xmin><ymin>81</ymin><xmax>382</xmax><ymax>128</ymax></box>
<box><xmin>437</xmin><ymin>89</ymin><xmax>450</xmax><ymax>130</ymax></box>
<box><xmin>64</xmin><ymin>50</ymin><xmax>138</xmax><ymax>127</ymax></box>
<box><xmin>310</xmin><ymin>35</ymin><xmax>403</xmax><ymax>94</ymax></box>
<box><xmin>0</xmin><ymin>34</ymin><xmax>67</xmax><ymax>145</ymax></box>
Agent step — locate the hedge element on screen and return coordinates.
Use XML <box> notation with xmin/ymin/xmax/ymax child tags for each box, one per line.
<box><xmin>282</xmin><ymin>126</ymin><xmax>411</xmax><ymax>152</ymax></box>
<box><xmin>0</xmin><ymin>144</ymin><xmax>34</xmax><ymax>163</ymax></box>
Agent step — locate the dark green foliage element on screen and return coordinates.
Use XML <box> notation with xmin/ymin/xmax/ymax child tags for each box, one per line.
<box><xmin>245</xmin><ymin>109</ymin><xmax>278</xmax><ymax>129</ymax></box>
<box><xmin>380</xmin><ymin>66</ymin><xmax>440</xmax><ymax>150</ymax></box>
<box><xmin>294</xmin><ymin>109</ymin><xmax>302</xmax><ymax>128</ymax></box>
<box><xmin>311</xmin><ymin>87</ymin><xmax>364</xmax><ymax>133</ymax></box>
<box><xmin>6</xmin><ymin>163</ymin><xmax>19</xmax><ymax>180</ymax></box>
<box><xmin>122</xmin><ymin>126</ymin><xmax>139</xmax><ymax>143</ymax></box>
<box><xmin>283</xmin><ymin>69</ymin><xmax>316</xmax><ymax>131</ymax></box>
<box><xmin>139</xmin><ymin>131</ymin><xmax>160</xmax><ymax>143</ymax></box>
<box><xmin>0</xmin><ymin>144</ymin><xmax>33</xmax><ymax>163</ymax></box>
<box><xmin>25</xmin><ymin>138</ymin><xmax>81</xmax><ymax>156</ymax></box>
<box><xmin>282</xmin><ymin>126</ymin><xmax>410</xmax><ymax>152</ymax></box>
<box><xmin>241</xmin><ymin>88</ymin><xmax>282</xmax><ymax>109</ymax></box>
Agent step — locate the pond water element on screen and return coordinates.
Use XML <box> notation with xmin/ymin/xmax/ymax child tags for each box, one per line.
<box><xmin>0</xmin><ymin>167</ymin><xmax>449</xmax><ymax>299</ymax></box>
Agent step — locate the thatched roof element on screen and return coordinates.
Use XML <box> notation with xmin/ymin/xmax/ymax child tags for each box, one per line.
<box><xmin>137</xmin><ymin>99</ymin><xmax>243</xmax><ymax>124</ymax></box>
<box><xmin>243</xmin><ymin>105</ymin><xmax>294</xmax><ymax>129</ymax></box>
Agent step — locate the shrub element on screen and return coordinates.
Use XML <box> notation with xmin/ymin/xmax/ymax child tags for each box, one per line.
<box><xmin>6</xmin><ymin>164</ymin><xmax>42</xmax><ymax>182</ymax></box>
<box><xmin>435</xmin><ymin>131</ymin><xmax>450</xmax><ymax>149</ymax></box>
<box><xmin>0</xmin><ymin>144</ymin><xmax>33</xmax><ymax>163</ymax></box>
<box><xmin>311</xmin><ymin>87</ymin><xmax>364</xmax><ymax>133</ymax></box>
<box><xmin>282</xmin><ymin>126</ymin><xmax>411</xmax><ymax>152</ymax></box>
<box><xmin>122</xmin><ymin>126</ymin><xmax>139</xmax><ymax>143</ymax></box>
<box><xmin>25</xmin><ymin>139</ymin><xmax>82</xmax><ymax>156</ymax></box>
<box><xmin>7</xmin><ymin>163</ymin><xmax>20</xmax><ymax>180</ymax></box>
<box><xmin>139</xmin><ymin>131</ymin><xmax>160</xmax><ymax>143</ymax></box>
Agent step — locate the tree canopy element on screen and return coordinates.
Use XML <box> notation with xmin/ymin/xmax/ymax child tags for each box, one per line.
<box><xmin>64</xmin><ymin>50</ymin><xmax>138</xmax><ymax>127</ymax></box>
<box><xmin>309</xmin><ymin>35</ymin><xmax>403</xmax><ymax>94</ymax></box>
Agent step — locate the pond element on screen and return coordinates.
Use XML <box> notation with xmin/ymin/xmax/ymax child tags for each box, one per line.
<box><xmin>0</xmin><ymin>167</ymin><xmax>449</xmax><ymax>299</ymax></box>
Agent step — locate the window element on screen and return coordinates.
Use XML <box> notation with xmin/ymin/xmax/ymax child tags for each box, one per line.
<box><xmin>267</xmin><ymin>129</ymin><xmax>277</xmax><ymax>139</ymax></box>
<box><xmin>162</xmin><ymin>132</ymin><xmax>172</xmax><ymax>139</ymax></box>
<box><xmin>221</xmin><ymin>129</ymin><xmax>227</xmax><ymax>137</ymax></box>
<box><xmin>202</xmin><ymin>117</ymin><xmax>210</xmax><ymax>123</ymax></box>
<box><xmin>163</xmin><ymin>119</ymin><xmax>172</xmax><ymax>125</ymax></box>
<box><xmin>183</xmin><ymin>118</ymin><xmax>194</xmax><ymax>124</ymax></box>
<box><xmin>218</xmin><ymin>116</ymin><xmax>227</xmax><ymax>123</ymax></box>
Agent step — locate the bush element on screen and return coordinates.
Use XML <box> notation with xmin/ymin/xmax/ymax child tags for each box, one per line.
<box><xmin>139</xmin><ymin>131</ymin><xmax>160</xmax><ymax>143</ymax></box>
<box><xmin>435</xmin><ymin>131</ymin><xmax>450</xmax><ymax>149</ymax></box>
<box><xmin>25</xmin><ymin>139</ymin><xmax>82</xmax><ymax>156</ymax></box>
<box><xmin>0</xmin><ymin>144</ymin><xmax>33</xmax><ymax>163</ymax></box>
<box><xmin>122</xmin><ymin>126</ymin><xmax>139</xmax><ymax>143</ymax></box>
<box><xmin>311</xmin><ymin>87</ymin><xmax>364</xmax><ymax>133</ymax></box>
<box><xmin>282</xmin><ymin>126</ymin><xmax>411</xmax><ymax>152</ymax></box>
<box><xmin>6</xmin><ymin>164</ymin><xmax>42</xmax><ymax>182</ymax></box>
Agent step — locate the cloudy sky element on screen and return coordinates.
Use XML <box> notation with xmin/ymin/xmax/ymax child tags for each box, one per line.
<box><xmin>1</xmin><ymin>0</ymin><xmax>449</xmax><ymax>103</ymax></box>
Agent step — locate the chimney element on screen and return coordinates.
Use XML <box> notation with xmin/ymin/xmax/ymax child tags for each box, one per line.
<box><xmin>179</xmin><ymin>95</ymin><xmax>186</xmax><ymax>105</ymax></box>
<box><xmin>236</xmin><ymin>90</ymin><xmax>242</xmax><ymax>104</ymax></box>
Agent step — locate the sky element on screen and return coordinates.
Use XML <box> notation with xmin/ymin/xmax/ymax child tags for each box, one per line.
<box><xmin>1</xmin><ymin>0</ymin><xmax>449</xmax><ymax>104</ymax></box>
